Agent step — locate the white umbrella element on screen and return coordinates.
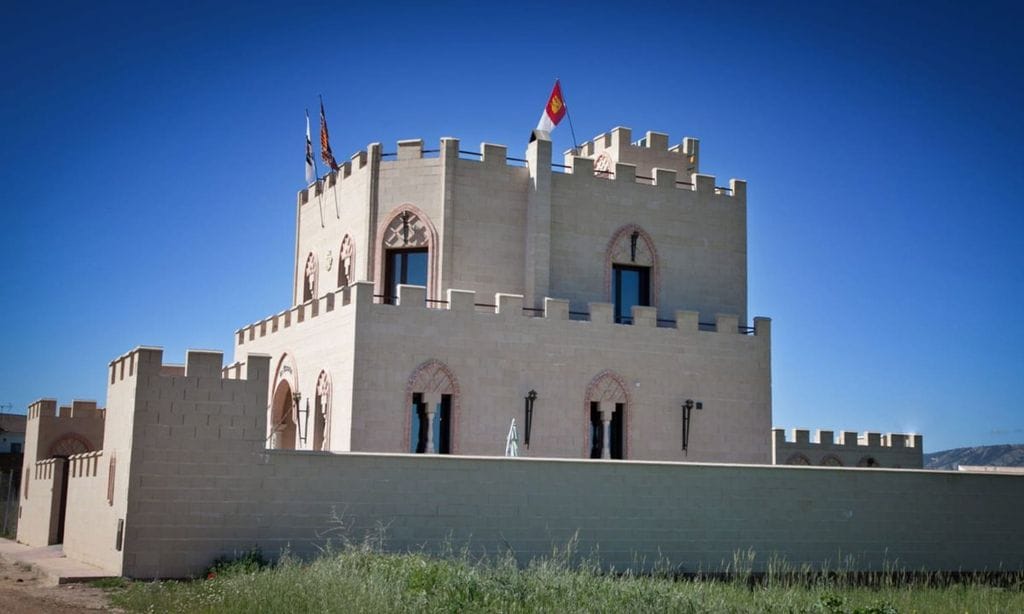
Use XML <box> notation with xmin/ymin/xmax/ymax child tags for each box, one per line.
<box><xmin>505</xmin><ymin>418</ymin><xmax>520</xmax><ymax>457</ymax></box>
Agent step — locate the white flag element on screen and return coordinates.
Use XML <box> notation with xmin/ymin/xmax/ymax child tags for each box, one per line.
<box><xmin>305</xmin><ymin>110</ymin><xmax>315</xmax><ymax>184</ymax></box>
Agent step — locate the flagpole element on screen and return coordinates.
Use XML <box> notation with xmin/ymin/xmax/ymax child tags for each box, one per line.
<box><xmin>558</xmin><ymin>78</ymin><xmax>580</xmax><ymax>154</ymax></box>
<box><xmin>306</xmin><ymin>107</ymin><xmax>325</xmax><ymax>228</ymax></box>
<box><xmin>321</xmin><ymin>94</ymin><xmax>341</xmax><ymax>220</ymax></box>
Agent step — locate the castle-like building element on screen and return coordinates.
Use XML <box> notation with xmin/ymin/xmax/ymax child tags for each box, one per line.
<box><xmin>14</xmin><ymin>127</ymin><xmax>962</xmax><ymax>580</ymax></box>
<box><xmin>240</xmin><ymin>127</ymin><xmax>769</xmax><ymax>463</ymax></box>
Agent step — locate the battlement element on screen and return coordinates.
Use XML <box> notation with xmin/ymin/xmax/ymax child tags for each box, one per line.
<box><xmin>68</xmin><ymin>450</ymin><xmax>102</xmax><ymax>478</ymax></box>
<box><xmin>298</xmin><ymin>142</ymin><xmax>376</xmax><ymax>206</ymax></box>
<box><xmin>772</xmin><ymin>428</ymin><xmax>924</xmax><ymax>469</ymax></box>
<box><xmin>108</xmin><ymin>346</ymin><xmax>270</xmax><ymax>387</ymax></box>
<box><xmin>27</xmin><ymin>398</ymin><xmax>104</xmax><ymax>421</ymax></box>
<box><xmin>236</xmin><ymin>281</ymin><xmax>769</xmax><ymax>348</ymax></box>
<box><xmin>297</xmin><ymin>131</ymin><xmax>744</xmax><ymax>206</ymax></box>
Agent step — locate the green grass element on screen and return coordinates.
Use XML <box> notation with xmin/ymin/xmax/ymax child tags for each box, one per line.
<box><xmin>108</xmin><ymin>543</ymin><xmax>1024</xmax><ymax>614</ymax></box>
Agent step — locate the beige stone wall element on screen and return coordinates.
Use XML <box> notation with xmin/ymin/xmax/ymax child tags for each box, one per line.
<box><xmin>62</xmin><ymin>451</ymin><xmax>119</xmax><ymax>571</ymax></box>
<box><xmin>50</xmin><ymin>345</ymin><xmax>1023</xmax><ymax>579</ymax></box>
<box><xmin>122</xmin><ymin>366</ymin><xmax>1024</xmax><ymax>578</ymax></box>
<box><xmin>16</xmin><ymin>458</ymin><xmax>64</xmax><ymax>546</ymax></box>
<box><xmin>16</xmin><ymin>399</ymin><xmax>106</xmax><ymax>548</ymax></box>
<box><xmin>235</xmin><ymin>282</ymin><xmax>772</xmax><ymax>464</ymax></box>
<box><xmin>291</xmin><ymin>130</ymin><xmax>747</xmax><ymax>323</ymax></box>
<box><xmin>772</xmin><ymin>428</ymin><xmax>924</xmax><ymax>469</ymax></box>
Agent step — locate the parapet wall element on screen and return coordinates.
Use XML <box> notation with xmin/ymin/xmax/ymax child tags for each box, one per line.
<box><xmin>236</xmin><ymin>281</ymin><xmax>766</xmax><ymax>349</ymax></box>
<box><xmin>772</xmin><ymin>428</ymin><xmax>923</xmax><ymax>469</ymax></box>
<box><xmin>25</xmin><ymin>399</ymin><xmax>105</xmax><ymax>462</ymax></box>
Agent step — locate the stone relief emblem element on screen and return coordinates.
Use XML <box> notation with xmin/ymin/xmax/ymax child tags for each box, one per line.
<box><xmin>383</xmin><ymin>210</ymin><xmax>428</xmax><ymax>248</ymax></box>
<box><xmin>594</xmin><ymin>151</ymin><xmax>614</xmax><ymax>178</ymax></box>
<box><xmin>610</xmin><ymin>230</ymin><xmax>653</xmax><ymax>267</ymax></box>
<box><xmin>325</xmin><ymin>250</ymin><xmax>333</xmax><ymax>272</ymax></box>
<box><xmin>304</xmin><ymin>252</ymin><xmax>318</xmax><ymax>299</ymax></box>
<box><xmin>339</xmin><ymin>235</ymin><xmax>354</xmax><ymax>286</ymax></box>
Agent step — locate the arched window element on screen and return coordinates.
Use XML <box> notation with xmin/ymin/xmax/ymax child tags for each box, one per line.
<box><xmin>821</xmin><ymin>455</ymin><xmax>844</xmax><ymax>467</ymax></box>
<box><xmin>303</xmin><ymin>252</ymin><xmax>318</xmax><ymax>303</ymax></box>
<box><xmin>785</xmin><ymin>453</ymin><xmax>812</xmax><ymax>466</ymax></box>
<box><xmin>338</xmin><ymin>235</ymin><xmax>355</xmax><ymax>288</ymax></box>
<box><xmin>605</xmin><ymin>225</ymin><xmax>659</xmax><ymax>324</ymax></box>
<box><xmin>313</xmin><ymin>370</ymin><xmax>331</xmax><ymax>451</ymax></box>
<box><xmin>376</xmin><ymin>205</ymin><xmax>438</xmax><ymax>303</ymax></box>
<box><xmin>405</xmin><ymin>359</ymin><xmax>460</xmax><ymax>454</ymax></box>
<box><xmin>584</xmin><ymin>370</ymin><xmax>630</xmax><ymax>459</ymax></box>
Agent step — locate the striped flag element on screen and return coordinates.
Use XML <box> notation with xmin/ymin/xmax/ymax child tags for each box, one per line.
<box><xmin>536</xmin><ymin>79</ymin><xmax>567</xmax><ymax>133</ymax></box>
<box><xmin>305</xmin><ymin>110</ymin><xmax>315</xmax><ymax>184</ymax></box>
<box><xmin>320</xmin><ymin>98</ymin><xmax>340</xmax><ymax>172</ymax></box>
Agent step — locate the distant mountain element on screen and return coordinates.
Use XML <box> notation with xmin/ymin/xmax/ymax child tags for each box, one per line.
<box><xmin>925</xmin><ymin>444</ymin><xmax>1024</xmax><ymax>470</ymax></box>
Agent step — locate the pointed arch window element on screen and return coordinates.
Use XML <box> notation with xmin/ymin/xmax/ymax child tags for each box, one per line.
<box><xmin>605</xmin><ymin>225</ymin><xmax>659</xmax><ymax>324</ymax></box>
<box><xmin>376</xmin><ymin>206</ymin><xmax>438</xmax><ymax>303</ymax></box>
<box><xmin>406</xmin><ymin>360</ymin><xmax>459</xmax><ymax>454</ymax></box>
<box><xmin>584</xmin><ymin>371</ymin><xmax>629</xmax><ymax>459</ymax></box>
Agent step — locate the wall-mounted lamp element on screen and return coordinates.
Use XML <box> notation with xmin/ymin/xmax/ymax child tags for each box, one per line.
<box><xmin>630</xmin><ymin>230</ymin><xmax>640</xmax><ymax>262</ymax></box>
<box><xmin>523</xmin><ymin>390</ymin><xmax>538</xmax><ymax>449</ymax></box>
<box><xmin>681</xmin><ymin>399</ymin><xmax>703</xmax><ymax>453</ymax></box>
<box><xmin>293</xmin><ymin>392</ymin><xmax>310</xmax><ymax>445</ymax></box>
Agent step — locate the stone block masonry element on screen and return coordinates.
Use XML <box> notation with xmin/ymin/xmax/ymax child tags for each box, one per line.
<box><xmin>52</xmin><ymin>345</ymin><xmax>1024</xmax><ymax>579</ymax></box>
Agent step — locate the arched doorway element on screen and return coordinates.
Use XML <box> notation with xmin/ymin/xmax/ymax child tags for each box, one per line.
<box><xmin>270</xmin><ymin>380</ymin><xmax>297</xmax><ymax>450</ymax></box>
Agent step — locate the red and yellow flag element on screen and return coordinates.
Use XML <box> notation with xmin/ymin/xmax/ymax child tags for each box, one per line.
<box><xmin>536</xmin><ymin>80</ymin><xmax>567</xmax><ymax>133</ymax></box>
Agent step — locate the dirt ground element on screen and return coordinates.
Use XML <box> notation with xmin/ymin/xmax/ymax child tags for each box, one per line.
<box><xmin>0</xmin><ymin>557</ymin><xmax>116</xmax><ymax>613</ymax></box>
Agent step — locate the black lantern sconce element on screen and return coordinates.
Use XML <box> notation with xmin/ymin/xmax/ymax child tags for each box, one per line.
<box><xmin>681</xmin><ymin>399</ymin><xmax>703</xmax><ymax>453</ymax></box>
<box><xmin>523</xmin><ymin>390</ymin><xmax>538</xmax><ymax>449</ymax></box>
<box><xmin>293</xmin><ymin>392</ymin><xmax>310</xmax><ymax>445</ymax></box>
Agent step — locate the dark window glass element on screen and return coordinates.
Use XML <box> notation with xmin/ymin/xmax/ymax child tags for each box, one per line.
<box><xmin>10</xmin><ymin>442</ymin><xmax>22</xmax><ymax>454</ymax></box>
<box><xmin>385</xmin><ymin>248</ymin><xmax>428</xmax><ymax>304</ymax></box>
<box><xmin>610</xmin><ymin>403</ymin><xmax>624</xmax><ymax>459</ymax></box>
<box><xmin>437</xmin><ymin>394</ymin><xmax>451</xmax><ymax>454</ymax></box>
<box><xmin>612</xmin><ymin>265</ymin><xmax>650</xmax><ymax>324</ymax></box>
<box><xmin>410</xmin><ymin>392</ymin><xmax>451</xmax><ymax>454</ymax></box>
<box><xmin>411</xmin><ymin>393</ymin><xmax>427</xmax><ymax>453</ymax></box>
<box><xmin>589</xmin><ymin>402</ymin><xmax>602</xmax><ymax>458</ymax></box>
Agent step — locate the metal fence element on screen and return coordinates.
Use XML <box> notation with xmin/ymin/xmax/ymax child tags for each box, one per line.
<box><xmin>0</xmin><ymin>468</ymin><xmax>19</xmax><ymax>538</ymax></box>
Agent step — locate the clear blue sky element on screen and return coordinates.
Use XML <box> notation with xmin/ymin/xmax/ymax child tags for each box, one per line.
<box><xmin>2</xmin><ymin>1</ymin><xmax>1022</xmax><ymax>452</ymax></box>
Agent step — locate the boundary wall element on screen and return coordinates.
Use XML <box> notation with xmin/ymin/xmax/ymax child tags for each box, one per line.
<box><xmin>49</xmin><ymin>345</ymin><xmax>1024</xmax><ymax>579</ymax></box>
<box><xmin>773</xmin><ymin>428</ymin><xmax>923</xmax><ymax>468</ymax></box>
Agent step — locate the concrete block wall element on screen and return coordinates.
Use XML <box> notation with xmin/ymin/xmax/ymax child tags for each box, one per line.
<box><xmin>351</xmin><ymin>283</ymin><xmax>770</xmax><ymax>463</ymax></box>
<box><xmin>114</xmin><ymin>414</ymin><xmax>1024</xmax><ymax>578</ymax></box>
<box><xmin>290</xmin><ymin>129</ymin><xmax>747</xmax><ymax>325</ymax></box>
<box><xmin>63</xmin><ymin>451</ymin><xmax>114</xmax><ymax>566</ymax></box>
<box><xmin>46</xmin><ymin>342</ymin><xmax>1024</xmax><ymax>580</ymax></box>
<box><xmin>23</xmin><ymin>398</ymin><xmax>105</xmax><ymax>463</ymax></box>
<box><xmin>55</xmin><ymin>347</ymin><xmax>270</xmax><ymax>575</ymax></box>
<box><xmin>772</xmin><ymin>428</ymin><xmax>924</xmax><ymax>468</ymax></box>
<box><xmin>234</xmin><ymin>281</ymin><xmax>771</xmax><ymax>464</ymax></box>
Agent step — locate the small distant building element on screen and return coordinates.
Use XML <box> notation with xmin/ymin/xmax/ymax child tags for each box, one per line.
<box><xmin>0</xmin><ymin>413</ymin><xmax>26</xmax><ymax>455</ymax></box>
<box><xmin>772</xmin><ymin>428</ymin><xmax>923</xmax><ymax>469</ymax></box>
